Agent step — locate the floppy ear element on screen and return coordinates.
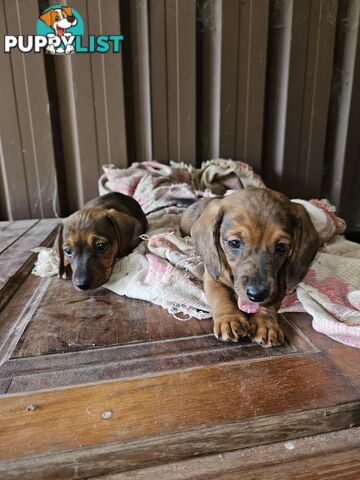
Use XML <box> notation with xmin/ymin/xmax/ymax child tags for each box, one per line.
<box><xmin>62</xmin><ymin>7</ymin><xmax>73</xmax><ymax>16</ymax></box>
<box><xmin>286</xmin><ymin>202</ymin><xmax>319</xmax><ymax>291</ymax></box>
<box><xmin>54</xmin><ymin>223</ymin><xmax>65</xmax><ymax>278</ymax></box>
<box><xmin>40</xmin><ymin>10</ymin><xmax>53</xmax><ymax>27</ymax></box>
<box><xmin>180</xmin><ymin>197</ymin><xmax>219</xmax><ymax>236</ymax></box>
<box><xmin>107</xmin><ymin>209</ymin><xmax>144</xmax><ymax>257</ymax></box>
<box><xmin>190</xmin><ymin>199</ymin><xmax>223</xmax><ymax>280</ymax></box>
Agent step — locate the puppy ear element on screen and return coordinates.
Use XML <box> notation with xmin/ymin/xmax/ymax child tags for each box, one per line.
<box><xmin>107</xmin><ymin>209</ymin><xmax>144</xmax><ymax>257</ymax></box>
<box><xmin>286</xmin><ymin>203</ymin><xmax>319</xmax><ymax>290</ymax></box>
<box><xmin>39</xmin><ymin>10</ymin><xmax>53</xmax><ymax>27</ymax></box>
<box><xmin>62</xmin><ymin>7</ymin><xmax>73</xmax><ymax>16</ymax></box>
<box><xmin>54</xmin><ymin>223</ymin><xmax>65</xmax><ymax>278</ymax></box>
<box><xmin>191</xmin><ymin>199</ymin><xmax>223</xmax><ymax>280</ymax></box>
<box><xmin>180</xmin><ymin>198</ymin><xmax>219</xmax><ymax>236</ymax></box>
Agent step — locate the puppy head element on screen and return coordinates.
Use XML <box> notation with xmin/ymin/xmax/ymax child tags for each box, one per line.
<box><xmin>55</xmin><ymin>208</ymin><xmax>143</xmax><ymax>290</ymax></box>
<box><xmin>40</xmin><ymin>7</ymin><xmax>77</xmax><ymax>30</ymax></box>
<box><xmin>191</xmin><ymin>189</ymin><xmax>319</xmax><ymax>308</ymax></box>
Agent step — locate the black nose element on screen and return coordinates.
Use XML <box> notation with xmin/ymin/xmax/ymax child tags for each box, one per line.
<box><xmin>68</xmin><ymin>15</ymin><xmax>75</xmax><ymax>23</ymax></box>
<box><xmin>75</xmin><ymin>280</ymin><xmax>91</xmax><ymax>290</ymax></box>
<box><xmin>246</xmin><ymin>286</ymin><xmax>269</xmax><ymax>302</ymax></box>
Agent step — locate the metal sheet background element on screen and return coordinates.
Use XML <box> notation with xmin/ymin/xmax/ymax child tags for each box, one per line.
<box><xmin>0</xmin><ymin>0</ymin><xmax>359</xmax><ymax>231</ymax></box>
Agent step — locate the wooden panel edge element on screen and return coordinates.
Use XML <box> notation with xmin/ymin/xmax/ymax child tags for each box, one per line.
<box><xmin>1</xmin><ymin>401</ymin><xmax>359</xmax><ymax>480</ymax></box>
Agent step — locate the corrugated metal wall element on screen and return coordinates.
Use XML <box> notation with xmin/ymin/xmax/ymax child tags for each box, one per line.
<box><xmin>0</xmin><ymin>0</ymin><xmax>359</xmax><ymax>230</ymax></box>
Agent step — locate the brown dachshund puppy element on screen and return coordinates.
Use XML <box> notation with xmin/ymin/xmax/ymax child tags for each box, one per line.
<box><xmin>55</xmin><ymin>192</ymin><xmax>147</xmax><ymax>290</ymax></box>
<box><xmin>180</xmin><ymin>188</ymin><xmax>319</xmax><ymax>347</ymax></box>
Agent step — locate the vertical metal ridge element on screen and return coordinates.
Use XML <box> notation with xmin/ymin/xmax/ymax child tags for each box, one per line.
<box><xmin>89</xmin><ymin>0</ymin><xmax>128</xmax><ymax>169</ymax></box>
<box><xmin>0</xmin><ymin>0</ymin><xmax>11</xmax><ymax>220</ymax></box>
<box><xmin>219</xmin><ymin>0</ymin><xmax>241</xmax><ymax>158</ymax></box>
<box><xmin>166</xmin><ymin>0</ymin><xmax>196</xmax><ymax>164</ymax></box>
<box><xmin>0</xmin><ymin>0</ymin><xmax>57</xmax><ymax>219</ymax></box>
<box><xmin>131</xmin><ymin>0</ymin><xmax>153</xmax><ymax>162</ymax></box>
<box><xmin>211</xmin><ymin>0</ymin><xmax>222</xmax><ymax>160</ymax></box>
<box><xmin>164</xmin><ymin>0</ymin><xmax>169</xmax><ymax>160</ymax></box>
<box><xmin>240</xmin><ymin>0</ymin><xmax>262</xmax><ymax>164</ymax></box>
<box><xmin>88</xmin><ymin>2</ymin><xmax>101</xmax><ymax>171</ymax></box>
<box><xmin>88</xmin><ymin>53</ymin><xmax>101</xmax><ymax>168</ymax></box>
<box><xmin>219</xmin><ymin>0</ymin><xmax>268</xmax><ymax>169</ymax></box>
<box><xmin>242</xmin><ymin>0</ymin><xmax>252</xmax><ymax>161</ymax></box>
<box><xmin>149</xmin><ymin>0</ymin><xmax>170</xmax><ymax>162</ymax></box>
<box><xmin>264</xmin><ymin>0</ymin><xmax>337</xmax><ymax>198</ymax></box>
<box><xmin>55</xmin><ymin>57</ymin><xmax>84</xmax><ymax>209</ymax></box>
<box><xmin>0</xmin><ymin>137</ymin><xmax>12</xmax><ymax>220</ymax></box>
<box><xmin>175</xmin><ymin>0</ymin><xmax>181</xmax><ymax>161</ymax></box>
<box><xmin>199</xmin><ymin>0</ymin><xmax>222</xmax><ymax>161</ymax></box>
<box><xmin>293</xmin><ymin>0</ymin><xmax>312</xmax><ymax>184</ymax></box>
<box><xmin>263</xmin><ymin>0</ymin><xmax>293</xmax><ymax>188</ymax></box>
<box><xmin>234</xmin><ymin>0</ymin><xmax>244</xmax><ymax>160</ymax></box>
<box><xmin>14</xmin><ymin>0</ymin><xmax>42</xmax><ymax>216</ymax></box>
<box><xmin>50</xmin><ymin>0</ymin><xmax>105</xmax><ymax>210</ymax></box>
<box><xmin>303</xmin><ymin>0</ymin><xmax>324</xmax><ymax>186</ymax></box>
<box><xmin>97</xmin><ymin>2</ymin><xmax>111</xmax><ymax>167</ymax></box>
<box><xmin>3</xmin><ymin>1</ymin><xmax>31</xmax><ymax>219</ymax></box>
<box><xmin>324</xmin><ymin>0</ymin><xmax>360</xmax><ymax>228</ymax></box>
<box><xmin>301</xmin><ymin>0</ymin><xmax>338</xmax><ymax>198</ymax></box>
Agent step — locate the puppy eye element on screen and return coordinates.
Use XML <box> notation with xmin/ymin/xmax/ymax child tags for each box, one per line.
<box><xmin>55</xmin><ymin>14</ymin><xmax>60</xmax><ymax>20</ymax></box>
<box><xmin>95</xmin><ymin>242</ymin><xmax>108</xmax><ymax>252</ymax></box>
<box><xmin>275</xmin><ymin>242</ymin><xmax>289</xmax><ymax>254</ymax></box>
<box><xmin>63</xmin><ymin>247</ymin><xmax>72</xmax><ymax>257</ymax></box>
<box><xmin>228</xmin><ymin>239</ymin><xmax>243</xmax><ymax>250</ymax></box>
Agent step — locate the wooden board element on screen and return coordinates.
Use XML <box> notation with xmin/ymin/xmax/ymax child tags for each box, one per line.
<box><xmin>93</xmin><ymin>426</ymin><xmax>360</xmax><ymax>480</ymax></box>
<box><xmin>0</xmin><ymin>220</ymin><xmax>359</xmax><ymax>479</ymax></box>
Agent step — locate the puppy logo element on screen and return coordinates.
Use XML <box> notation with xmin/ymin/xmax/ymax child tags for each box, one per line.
<box><xmin>4</xmin><ymin>5</ymin><xmax>123</xmax><ymax>55</ymax></box>
<box><xmin>37</xmin><ymin>5</ymin><xmax>84</xmax><ymax>55</ymax></box>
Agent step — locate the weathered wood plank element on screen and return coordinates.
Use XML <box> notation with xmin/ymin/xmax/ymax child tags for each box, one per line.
<box><xmin>0</xmin><ymin>401</ymin><xmax>359</xmax><ymax>480</ymax></box>
<box><xmin>0</xmin><ymin>220</ymin><xmax>38</xmax><ymax>254</ymax></box>
<box><xmin>0</xmin><ymin>276</ymin><xmax>52</xmax><ymax>367</ymax></box>
<box><xmin>286</xmin><ymin>313</ymin><xmax>360</xmax><ymax>393</ymax></box>
<box><xmin>95</xmin><ymin>427</ymin><xmax>360</xmax><ymax>480</ymax></box>
<box><xmin>3</xmin><ymin>315</ymin><xmax>314</xmax><ymax>392</ymax></box>
<box><xmin>0</xmin><ymin>356</ymin><xmax>359</xmax><ymax>462</ymax></box>
<box><xmin>0</xmin><ymin>219</ymin><xmax>59</xmax><ymax>312</ymax></box>
<box><xmin>10</xmin><ymin>280</ymin><xmax>211</xmax><ymax>357</ymax></box>
<box><xmin>0</xmin><ymin>275</ymin><xmax>43</xmax><ymax>366</ymax></box>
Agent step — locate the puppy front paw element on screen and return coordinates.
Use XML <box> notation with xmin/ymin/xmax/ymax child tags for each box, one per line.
<box><xmin>213</xmin><ymin>313</ymin><xmax>250</xmax><ymax>342</ymax></box>
<box><xmin>249</xmin><ymin>314</ymin><xmax>284</xmax><ymax>347</ymax></box>
<box><xmin>46</xmin><ymin>45</ymin><xmax>56</xmax><ymax>55</ymax></box>
<box><xmin>59</xmin><ymin>264</ymin><xmax>72</xmax><ymax>281</ymax></box>
<box><xmin>65</xmin><ymin>44</ymin><xmax>74</xmax><ymax>55</ymax></box>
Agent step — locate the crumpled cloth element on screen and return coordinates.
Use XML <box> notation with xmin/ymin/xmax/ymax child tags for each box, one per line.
<box><xmin>32</xmin><ymin>159</ymin><xmax>360</xmax><ymax>347</ymax></box>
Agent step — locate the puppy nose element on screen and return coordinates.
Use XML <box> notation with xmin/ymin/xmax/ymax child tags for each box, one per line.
<box><xmin>246</xmin><ymin>285</ymin><xmax>269</xmax><ymax>302</ymax></box>
<box><xmin>75</xmin><ymin>280</ymin><xmax>91</xmax><ymax>290</ymax></box>
<box><xmin>68</xmin><ymin>15</ymin><xmax>76</xmax><ymax>23</ymax></box>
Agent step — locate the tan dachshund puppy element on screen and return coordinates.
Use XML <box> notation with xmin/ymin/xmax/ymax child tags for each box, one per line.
<box><xmin>56</xmin><ymin>192</ymin><xmax>147</xmax><ymax>290</ymax></box>
<box><xmin>180</xmin><ymin>188</ymin><xmax>319</xmax><ymax>347</ymax></box>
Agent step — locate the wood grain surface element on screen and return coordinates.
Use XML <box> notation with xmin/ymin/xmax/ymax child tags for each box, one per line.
<box><xmin>94</xmin><ymin>427</ymin><xmax>360</xmax><ymax>480</ymax></box>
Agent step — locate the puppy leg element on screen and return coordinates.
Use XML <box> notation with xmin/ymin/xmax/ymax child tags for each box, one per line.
<box><xmin>249</xmin><ymin>306</ymin><xmax>284</xmax><ymax>347</ymax></box>
<box><xmin>204</xmin><ymin>270</ymin><xmax>250</xmax><ymax>342</ymax></box>
<box><xmin>61</xmin><ymin>264</ymin><xmax>73</xmax><ymax>280</ymax></box>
